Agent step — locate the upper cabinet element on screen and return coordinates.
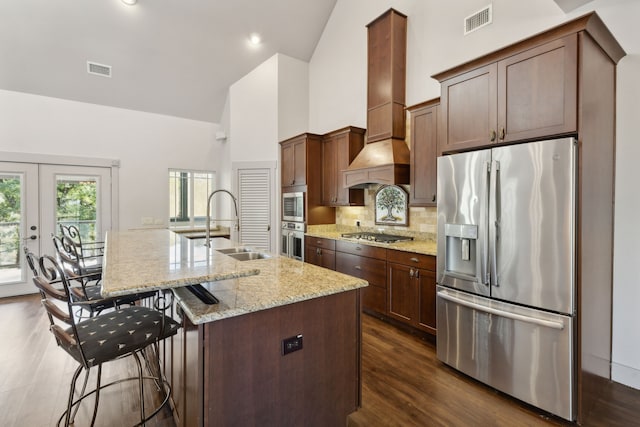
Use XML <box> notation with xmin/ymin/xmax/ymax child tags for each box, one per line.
<box><xmin>280</xmin><ymin>133</ymin><xmax>335</xmax><ymax>225</ymax></box>
<box><xmin>322</xmin><ymin>127</ymin><xmax>365</xmax><ymax>206</ymax></box>
<box><xmin>436</xmin><ymin>33</ymin><xmax>578</xmax><ymax>153</ymax></box>
<box><xmin>280</xmin><ymin>134</ymin><xmax>313</xmax><ymax>188</ymax></box>
<box><xmin>407</xmin><ymin>99</ymin><xmax>439</xmax><ymax>206</ymax></box>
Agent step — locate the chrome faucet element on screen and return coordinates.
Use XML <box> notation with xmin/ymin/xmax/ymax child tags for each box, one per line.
<box><xmin>205</xmin><ymin>189</ymin><xmax>239</xmax><ymax>247</ymax></box>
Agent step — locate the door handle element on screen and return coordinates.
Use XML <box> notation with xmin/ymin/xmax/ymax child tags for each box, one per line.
<box><xmin>438</xmin><ymin>291</ymin><xmax>565</xmax><ymax>330</ymax></box>
<box><xmin>267</xmin><ymin>225</ymin><xmax>271</xmax><ymax>231</ymax></box>
<box><xmin>22</xmin><ymin>235</ymin><xmax>37</xmax><ymax>241</ymax></box>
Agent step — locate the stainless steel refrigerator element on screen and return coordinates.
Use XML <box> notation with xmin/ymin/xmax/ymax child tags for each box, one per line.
<box><xmin>436</xmin><ymin>137</ymin><xmax>576</xmax><ymax>421</ymax></box>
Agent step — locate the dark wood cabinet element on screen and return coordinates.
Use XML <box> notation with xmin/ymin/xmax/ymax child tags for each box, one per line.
<box><xmin>437</xmin><ymin>34</ymin><xmax>578</xmax><ymax>154</ymax></box>
<box><xmin>280</xmin><ymin>133</ymin><xmax>335</xmax><ymax>225</ymax></box>
<box><xmin>407</xmin><ymin>100</ymin><xmax>439</xmax><ymax>206</ymax></box>
<box><xmin>305</xmin><ymin>237</ymin><xmax>336</xmax><ymax>270</ymax></box>
<box><xmin>281</xmin><ymin>135</ymin><xmax>309</xmax><ymax>188</ymax></box>
<box><xmin>387</xmin><ymin>250</ymin><xmax>436</xmax><ymax>335</ymax></box>
<box><xmin>321</xmin><ymin>127</ymin><xmax>365</xmax><ymax>206</ymax></box>
<box><xmin>335</xmin><ymin>241</ymin><xmax>387</xmax><ymax>316</ymax></box>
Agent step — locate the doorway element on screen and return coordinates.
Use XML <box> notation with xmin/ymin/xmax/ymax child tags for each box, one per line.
<box><xmin>0</xmin><ymin>161</ymin><xmax>114</xmax><ymax>297</ymax></box>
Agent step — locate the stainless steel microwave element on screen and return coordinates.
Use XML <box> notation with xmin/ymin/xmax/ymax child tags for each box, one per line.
<box><xmin>282</xmin><ymin>192</ymin><xmax>304</xmax><ymax>222</ymax></box>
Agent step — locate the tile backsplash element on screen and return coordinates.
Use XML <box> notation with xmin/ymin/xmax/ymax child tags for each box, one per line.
<box><xmin>335</xmin><ymin>185</ymin><xmax>436</xmax><ymax>235</ymax></box>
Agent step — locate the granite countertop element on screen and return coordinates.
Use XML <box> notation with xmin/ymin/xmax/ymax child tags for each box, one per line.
<box><xmin>173</xmin><ymin>256</ymin><xmax>368</xmax><ymax>324</ymax></box>
<box><xmin>102</xmin><ymin>229</ymin><xmax>367</xmax><ymax>325</ymax></box>
<box><xmin>305</xmin><ymin>229</ymin><xmax>437</xmax><ymax>256</ymax></box>
<box><xmin>101</xmin><ymin>229</ymin><xmax>260</xmax><ymax>297</ymax></box>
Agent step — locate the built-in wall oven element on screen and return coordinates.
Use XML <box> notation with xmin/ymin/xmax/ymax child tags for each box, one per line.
<box><xmin>281</xmin><ymin>221</ymin><xmax>304</xmax><ymax>261</ymax></box>
<box><xmin>282</xmin><ymin>192</ymin><xmax>304</xmax><ymax>222</ymax></box>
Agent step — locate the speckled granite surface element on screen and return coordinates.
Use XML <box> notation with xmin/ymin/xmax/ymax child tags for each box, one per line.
<box><xmin>306</xmin><ymin>225</ymin><xmax>437</xmax><ymax>256</ymax></box>
<box><xmin>102</xmin><ymin>229</ymin><xmax>367</xmax><ymax>325</ymax></box>
<box><xmin>101</xmin><ymin>229</ymin><xmax>260</xmax><ymax>297</ymax></box>
<box><xmin>173</xmin><ymin>257</ymin><xmax>367</xmax><ymax>324</ymax></box>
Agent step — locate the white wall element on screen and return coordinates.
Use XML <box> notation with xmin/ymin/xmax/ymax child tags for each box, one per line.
<box><xmin>229</xmin><ymin>55</ymin><xmax>279</xmax><ymax>164</ymax></box>
<box><xmin>612</xmin><ymin>54</ymin><xmax>640</xmax><ymax>390</ymax></box>
<box><xmin>309</xmin><ymin>0</ymin><xmax>640</xmax><ymax>389</ymax></box>
<box><xmin>277</xmin><ymin>54</ymin><xmax>309</xmax><ymax>141</ymax></box>
<box><xmin>0</xmin><ymin>89</ymin><xmax>224</xmax><ymax>231</ymax></box>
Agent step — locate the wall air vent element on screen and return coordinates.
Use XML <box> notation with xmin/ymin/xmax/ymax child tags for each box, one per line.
<box><xmin>464</xmin><ymin>4</ymin><xmax>492</xmax><ymax>35</ymax></box>
<box><xmin>87</xmin><ymin>61</ymin><xmax>112</xmax><ymax>78</ymax></box>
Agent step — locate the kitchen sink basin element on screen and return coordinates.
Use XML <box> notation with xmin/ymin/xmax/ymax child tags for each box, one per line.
<box><xmin>216</xmin><ymin>247</ymin><xmax>254</xmax><ymax>254</ymax></box>
<box><xmin>226</xmin><ymin>251</ymin><xmax>271</xmax><ymax>261</ymax></box>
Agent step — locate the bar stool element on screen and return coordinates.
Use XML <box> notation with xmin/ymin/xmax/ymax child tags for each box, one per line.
<box><xmin>32</xmin><ymin>254</ymin><xmax>180</xmax><ymax>426</ymax></box>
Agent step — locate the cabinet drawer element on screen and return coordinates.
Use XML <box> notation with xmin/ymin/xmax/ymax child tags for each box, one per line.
<box><xmin>336</xmin><ymin>240</ymin><xmax>387</xmax><ymax>260</ymax></box>
<box><xmin>336</xmin><ymin>252</ymin><xmax>386</xmax><ymax>289</ymax></box>
<box><xmin>306</xmin><ymin>237</ymin><xmax>336</xmax><ymax>251</ymax></box>
<box><xmin>387</xmin><ymin>249</ymin><xmax>435</xmax><ymax>271</ymax></box>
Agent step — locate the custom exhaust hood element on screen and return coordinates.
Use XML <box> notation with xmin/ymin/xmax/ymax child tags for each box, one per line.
<box><xmin>343</xmin><ymin>9</ymin><xmax>410</xmax><ymax>189</ymax></box>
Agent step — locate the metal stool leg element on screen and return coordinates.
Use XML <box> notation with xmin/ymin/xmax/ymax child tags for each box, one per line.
<box><xmin>63</xmin><ymin>365</ymin><xmax>83</xmax><ymax>427</ymax></box>
<box><xmin>89</xmin><ymin>364</ymin><xmax>102</xmax><ymax>427</ymax></box>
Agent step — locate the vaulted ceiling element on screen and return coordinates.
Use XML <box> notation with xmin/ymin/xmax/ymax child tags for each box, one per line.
<box><xmin>0</xmin><ymin>0</ymin><xmax>337</xmax><ymax>123</ymax></box>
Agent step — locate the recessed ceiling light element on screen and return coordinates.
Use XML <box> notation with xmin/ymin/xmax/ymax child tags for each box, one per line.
<box><xmin>122</xmin><ymin>0</ymin><xmax>137</xmax><ymax>5</ymax></box>
<box><xmin>249</xmin><ymin>33</ymin><xmax>262</xmax><ymax>46</ymax></box>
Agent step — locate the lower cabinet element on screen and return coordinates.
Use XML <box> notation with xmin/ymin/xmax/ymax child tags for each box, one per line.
<box><xmin>335</xmin><ymin>241</ymin><xmax>388</xmax><ymax>316</ymax></box>
<box><xmin>387</xmin><ymin>250</ymin><xmax>437</xmax><ymax>335</ymax></box>
<box><xmin>304</xmin><ymin>237</ymin><xmax>437</xmax><ymax>335</ymax></box>
<box><xmin>305</xmin><ymin>237</ymin><xmax>336</xmax><ymax>270</ymax></box>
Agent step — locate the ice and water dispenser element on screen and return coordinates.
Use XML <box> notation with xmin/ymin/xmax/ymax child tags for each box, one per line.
<box><xmin>444</xmin><ymin>223</ymin><xmax>479</xmax><ymax>279</ymax></box>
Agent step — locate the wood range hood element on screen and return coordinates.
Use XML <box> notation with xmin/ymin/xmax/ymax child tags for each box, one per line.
<box><xmin>343</xmin><ymin>8</ymin><xmax>410</xmax><ymax>189</ymax></box>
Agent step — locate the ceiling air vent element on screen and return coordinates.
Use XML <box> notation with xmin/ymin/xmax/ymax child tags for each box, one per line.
<box><xmin>87</xmin><ymin>61</ymin><xmax>112</xmax><ymax>78</ymax></box>
<box><xmin>464</xmin><ymin>4</ymin><xmax>492</xmax><ymax>35</ymax></box>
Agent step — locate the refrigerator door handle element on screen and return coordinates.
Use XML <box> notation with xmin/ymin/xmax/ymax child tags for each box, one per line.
<box><xmin>437</xmin><ymin>290</ymin><xmax>565</xmax><ymax>330</ymax></box>
<box><xmin>480</xmin><ymin>161</ymin><xmax>491</xmax><ymax>286</ymax></box>
<box><xmin>490</xmin><ymin>160</ymin><xmax>500</xmax><ymax>287</ymax></box>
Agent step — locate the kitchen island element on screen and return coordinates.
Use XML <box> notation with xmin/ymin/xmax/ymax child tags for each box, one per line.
<box><xmin>101</xmin><ymin>229</ymin><xmax>368</xmax><ymax>427</ymax></box>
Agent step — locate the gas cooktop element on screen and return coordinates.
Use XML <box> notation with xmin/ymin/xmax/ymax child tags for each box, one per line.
<box><xmin>341</xmin><ymin>232</ymin><xmax>414</xmax><ymax>244</ymax></box>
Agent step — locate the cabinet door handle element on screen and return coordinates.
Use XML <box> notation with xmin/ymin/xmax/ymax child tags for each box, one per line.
<box><xmin>410</xmin><ymin>257</ymin><xmax>419</xmax><ymax>263</ymax></box>
<box><xmin>415</xmin><ymin>270</ymin><xmax>420</xmax><ymax>279</ymax></box>
<box><xmin>499</xmin><ymin>127</ymin><xmax>505</xmax><ymax>140</ymax></box>
<box><xmin>490</xmin><ymin>129</ymin><xmax>496</xmax><ymax>142</ymax></box>
<box><xmin>432</xmin><ymin>194</ymin><xmax>436</xmax><ymax>203</ymax></box>
<box><xmin>409</xmin><ymin>268</ymin><xmax>414</xmax><ymax>278</ymax></box>
<box><xmin>354</xmin><ymin>265</ymin><xmax>361</xmax><ymax>270</ymax></box>
<box><xmin>355</xmin><ymin>246</ymin><xmax>361</xmax><ymax>251</ymax></box>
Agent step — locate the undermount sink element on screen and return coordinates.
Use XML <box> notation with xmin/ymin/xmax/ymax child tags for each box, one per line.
<box><xmin>216</xmin><ymin>247</ymin><xmax>271</xmax><ymax>261</ymax></box>
<box><xmin>226</xmin><ymin>251</ymin><xmax>271</xmax><ymax>261</ymax></box>
<box><xmin>216</xmin><ymin>247</ymin><xmax>254</xmax><ymax>254</ymax></box>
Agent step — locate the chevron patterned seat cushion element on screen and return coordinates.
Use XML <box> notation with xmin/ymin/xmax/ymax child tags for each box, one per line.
<box><xmin>61</xmin><ymin>307</ymin><xmax>180</xmax><ymax>367</ymax></box>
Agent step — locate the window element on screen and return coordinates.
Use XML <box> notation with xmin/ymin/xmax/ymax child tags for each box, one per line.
<box><xmin>169</xmin><ymin>169</ymin><xmax>216</xmax><ymax>228</ymax></box>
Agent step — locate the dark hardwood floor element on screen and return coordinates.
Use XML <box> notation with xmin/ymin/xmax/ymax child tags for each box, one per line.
<box><xmin>2</xmin><ymin>294</ymin><xmax>639</xmax><ymax>426</ymax></box>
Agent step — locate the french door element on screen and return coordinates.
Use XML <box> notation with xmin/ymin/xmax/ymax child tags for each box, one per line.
<box><xmin>0</xmin><ymin>162</ymin><xmax>112</xmax><ymax>297</ymax></box>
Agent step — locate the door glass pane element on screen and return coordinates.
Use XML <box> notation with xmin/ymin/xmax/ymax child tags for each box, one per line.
<box><xmin>56</xmin><ymin>175</ymin><xmax>99</xmax><ymax>243</ymax></box>
<box><xmin>0</xmin><ymin>173</ymin><xmax>23</xmax><ymax>285</ymax></box>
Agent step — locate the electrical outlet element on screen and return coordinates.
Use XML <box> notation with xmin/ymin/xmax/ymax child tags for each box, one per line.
<box><xmin>153</xmin><ymin>218</ymin><xmax>163</xmax><ymax>225</ymax></box>
<box><xmin>282</xmin><ymin>334</ymin><xmax>303</xmax><ymax>355</ymax></box>
<box><xmin>141</xmin><ymin>217</ymin><xmax>153</xmax><ymax>225</ymax></box>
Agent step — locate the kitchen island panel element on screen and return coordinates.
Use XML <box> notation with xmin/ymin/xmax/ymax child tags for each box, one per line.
<box><xmin>203</xmin><ymin>289</ymin><xmax>361</xmax><ymax>427</ymax></box>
